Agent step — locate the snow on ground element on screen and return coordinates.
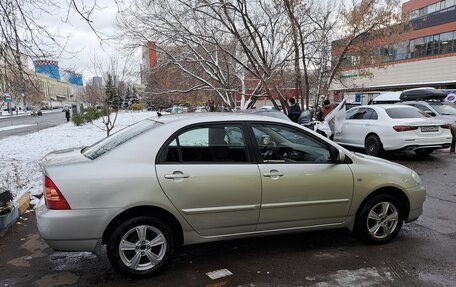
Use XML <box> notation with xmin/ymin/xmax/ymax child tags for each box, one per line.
<box><xmin>0</xmin><ymin>124</ymin><xmax>35</xmax><ymax>132</ymax></box>
<box><xmin>0</xmin><ymin>111</ymin><xmax>158</xmax><ymax>202</ymax></box>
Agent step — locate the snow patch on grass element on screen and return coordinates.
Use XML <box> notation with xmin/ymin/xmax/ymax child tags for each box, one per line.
<box><xmin>0</xmin><ymin>111</ymin><xmax>157</xmax><ymax>200</ymax></box>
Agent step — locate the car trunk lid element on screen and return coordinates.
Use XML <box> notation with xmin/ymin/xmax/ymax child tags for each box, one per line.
<box><xmin>392</xmin><ymin>118</ymin><xmax>449</xmax><ymax>136</ymax></box>
<box><xmin>40</xmin><ymin>147</ymin><xmax>90</xmax><ymax>169</ymax></box>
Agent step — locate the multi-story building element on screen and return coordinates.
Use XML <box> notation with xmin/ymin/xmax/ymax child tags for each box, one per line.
<box><xmin>330</xmin><ymin>0</ymin><xmax>456</xmax><ymax>104</ymax></box>
<box><xmin>0</xmin><ymin>48</ymin><xmax>74</xmax><ymax>109</ymax></box>
<box><xmin>140</xmin><ymin>42</ymin><xmax>158</xmax><ymax>85</ymax></box>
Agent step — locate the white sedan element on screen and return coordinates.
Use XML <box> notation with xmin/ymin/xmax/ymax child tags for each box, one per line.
<box><xmin>334</xmin><ymin>105</ymin><xmax>453</xmax><ymax>156</ymax></box>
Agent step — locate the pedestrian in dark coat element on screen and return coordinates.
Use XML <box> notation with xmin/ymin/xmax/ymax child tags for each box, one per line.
<box><xmin>65</xmin><ymin>109</ymin><xmax>70</xmax><ymax>122</ymax></box>
<box><xmin>287</xmin><ymin>97</ymin><xmax>301</xmax><ymax>123</ymax></box>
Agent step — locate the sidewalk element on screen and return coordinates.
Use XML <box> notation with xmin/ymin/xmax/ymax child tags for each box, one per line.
<box><xmin>0</xmin><ymin>112</ymin><xmax>30</xmax><ymax>119</ymax></box>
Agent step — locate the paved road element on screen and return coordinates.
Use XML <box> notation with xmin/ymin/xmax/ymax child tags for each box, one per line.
<box><xmin>0</xmin><ymin>151</ymin><xmax>455</xmax><ymax>286</ymax></box>
<box><xmin>0</xmin><ymin>111</ymin><xmax>68</xmax><ymax>140</ymax></box>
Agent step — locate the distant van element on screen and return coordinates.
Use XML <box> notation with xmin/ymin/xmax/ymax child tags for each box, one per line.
<box><xmin>370</xmin><ymin>92</ymin><xmax>401</xmax><ymax>104</ymax></box>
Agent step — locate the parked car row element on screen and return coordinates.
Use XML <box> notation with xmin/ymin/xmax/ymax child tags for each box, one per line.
<box><xmin>291</xmin><ymin>88</ymin><xmax>456</xmax><ymax>156</ymax></box>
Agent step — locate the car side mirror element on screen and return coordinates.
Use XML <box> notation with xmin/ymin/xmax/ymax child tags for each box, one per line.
<box><xmin>424</xmin><ymin>110</ymin><xmax>436</xmax><ymax>117</ymax></box>
<box><xmin>329</xmin><ymin>146</ymin><xmax>345</xmax><ymax>163</ymax></box>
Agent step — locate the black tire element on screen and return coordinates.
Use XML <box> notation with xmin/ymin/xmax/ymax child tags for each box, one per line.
<box><xmin>107</xmin><ymin>216</ymin><xmax>175</xmax><ymax>278</ymax></box>
<box><xmin>354</xmin><ymin>194</ymin><xmax>404</xmax><ymax>244</ymax></box>
<box><xmin>415</xmin><ymin>149</ymin><xmax>433</xmax><ymax>156</ymax></box>
<box><xmin>365</xmin><ymin>134</ymin><xmax>383</xmax><ymax>156</ymax></box>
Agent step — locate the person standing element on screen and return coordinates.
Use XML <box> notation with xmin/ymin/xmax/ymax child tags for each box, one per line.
<box><xmin>318</xmin><ymin>99</ymin><xmax>334</xmax><ymax>121</ymax></box>
<box><xmin>287</xmin><ymin>97</ymin><xmax>301</xmax><ymax>123</ymax></box>
<box><xmin>65</xmin><ymin>109</ymin><xmax>70</xmax><ymax>122</ymax></box>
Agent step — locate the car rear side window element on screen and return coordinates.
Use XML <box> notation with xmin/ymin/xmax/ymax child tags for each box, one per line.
<box><xmin>82</xmin><ymin>119</ymin><xmax>160</xmax><ymax>160</ymax></box>
<box><xmin>385</xmin><ymin>108</ymin><xmax>429</xmax><ymax>119</ymax></box>
<box><xmin>159</xmin><ymin>124</ymin><xmax>249</xmax><ymax>163</ymax></box>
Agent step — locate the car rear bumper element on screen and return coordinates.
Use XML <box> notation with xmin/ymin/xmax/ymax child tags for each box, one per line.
<box><xmin>35</xmin><ymin>198</ymin><xmax>119</xmax><ymax>252</ymax></box>
<box><xmin>383</xmin><ymin>135</ymin><xmax>452</xmax><ymax>151</ymax></box>
<box><xmin>396</xmin><ymin>143</ymin><xmax>451</xmax><ymax>151</ymax></box>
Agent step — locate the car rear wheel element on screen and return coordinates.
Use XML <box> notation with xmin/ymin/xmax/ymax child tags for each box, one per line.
<box><xmin>355</xmin><ymin>194</ymin><xmax>404</xmax><ymax>244</ymax></box>
<box><xmin>365</xmin><ymin>134</ymin><xmax>383</xmax><ymax>156</ymax></box>
<box><xmin>107</xmin><ymin>216</ymin><xmax>175</xmax><ymax>278</ymax></box>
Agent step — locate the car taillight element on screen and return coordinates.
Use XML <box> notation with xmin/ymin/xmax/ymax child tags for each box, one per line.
<box><xmin>44</xmin><ymin>176</ymin><xmax>71</xmax><ymax>210</ymax></box>
<box><xmin>441</xmin><ymin>124</ymin><xmax>451</xmax><ymax>129</ymax></box>
<box><xmin>393</xmin><ymin>125</ymin><xmax>418</xmax><ymax>132</ymax></box>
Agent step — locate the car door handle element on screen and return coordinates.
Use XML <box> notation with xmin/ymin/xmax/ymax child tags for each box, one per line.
<box><xmin>164</xmin><ymin>173</ymin><xmax>190</xmax><ymax>179</ymax></box>
<box><xmin>263</xmin><ymin>170</ymin><xmax>284</xmax><ymax>177</ymax></box>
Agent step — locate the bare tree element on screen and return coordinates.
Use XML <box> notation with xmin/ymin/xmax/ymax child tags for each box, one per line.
<box><xmin>0</xmin><ymin>0</ymin><xmax>108</xmax><ymax>107</ymax></box>
<box><xmin>89</xmin><ymin>52</ymin><xmax>136</xmax><ymax>136</ymax></box>
<box><xmin>116</xmin><ymin>0</ymin><xmax>403</xmax><ymax>111</ymax></box>
<box><xmin>326</xmin><ymin>0</ymin><xmax>404</xmax><ymax>94</ymax></box>
<box><xmin>117</xmin><ymin>0</ymin><xmax>298</xmax><ymax>111</ymax></box>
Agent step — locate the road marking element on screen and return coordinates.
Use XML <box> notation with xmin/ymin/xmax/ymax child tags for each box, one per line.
<box><xmin>0</xmin><ymin>124</ymin><xmax>34</xmax><ymax>132</ymax></box>
<box><xmin>206</xmin><ymin>269</ymin><xmax>233</xmax><ymax>280</ymax></box>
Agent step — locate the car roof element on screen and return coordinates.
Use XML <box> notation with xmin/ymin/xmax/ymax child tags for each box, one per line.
<box><xmin>151</xmin><ymin>112</ymin><xmax>292</xmax><ymax>125</ymax></box>
<box><xmin>372</xmin><ymin>92</ymin><xmax>401</xmax><ymax>101</ymax></box>
<box><xmin>401</xmin><ymin>100</ymin><xmax>450</xmax><ymax>105</ymax></box>
<box><xmin>354</xmin><ymin>104</ymin><xmax>415</xmax><ymax>110</ymax></box>
<box><xmin>235</xmin><ymin>109</ymin><xmax>282</xmax><ymax>114</ymax></box>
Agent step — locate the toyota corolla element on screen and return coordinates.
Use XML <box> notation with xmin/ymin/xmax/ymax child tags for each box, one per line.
<box><xmin>36</xmin><ymin>113</ymin><xmax>426</xmax><ymax>278</ymax></box>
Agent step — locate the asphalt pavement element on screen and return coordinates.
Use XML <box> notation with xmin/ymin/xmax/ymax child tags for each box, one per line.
<box><xmin>0</xmin><ymin>151</ymin><xmax>455</xmax><ymax>286</ymax></box>
<box><xmin>0</xmin><ymin>111</ymin><xmax>68</xmax><ymax>140</ymax></box>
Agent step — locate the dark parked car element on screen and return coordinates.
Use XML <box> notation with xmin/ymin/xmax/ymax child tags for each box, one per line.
<box><xmin>31</xmin><ymin>109</ymin><xmax>43</xmax><ymax>116</ymax></box>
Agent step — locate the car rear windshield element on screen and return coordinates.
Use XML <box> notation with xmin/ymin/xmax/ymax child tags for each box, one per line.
<box><xmin>429</xmin><ymin>102</ymin><xmax>456</xmax><ymax>115</ymax></box>
<box><xmin>385</xmin><ymin>107</ymin><xmax>429</xmax><ymax>119</ymax></box>
<box><xmin>82</xmin><ymin>119</ymin><xmax>160</xmax><ymax>159</ymax></box>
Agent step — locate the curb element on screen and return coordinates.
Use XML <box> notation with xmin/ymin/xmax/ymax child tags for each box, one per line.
<box><xmin>0</xmin><ymin>192</ymin><xmax>30</xmax><ymax>237</ymax></box>
<box><xmin>16</xmin><ymin>192</ymin><xmax>31</xmax><ymax>215</ymax></box>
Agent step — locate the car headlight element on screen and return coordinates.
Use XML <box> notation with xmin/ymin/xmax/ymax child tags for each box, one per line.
<box><xmin>411</xmin><ymin>171</ymin><xmax>422</xmax><ymax>185</ymax></box>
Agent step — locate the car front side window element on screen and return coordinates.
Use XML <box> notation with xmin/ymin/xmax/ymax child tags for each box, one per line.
<box><xmin>251</xmin><ymin>124</ymin><xmax>332</xmax><ymax>163</ymax></box>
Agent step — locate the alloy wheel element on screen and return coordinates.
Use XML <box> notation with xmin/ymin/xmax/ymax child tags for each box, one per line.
<box><xmin>366</xmin><ymin>202</ymin><xmax>399</xmax><ymax>240</ymax></box>
<box><xmin>365</xmin><ymin>135</ymin><xmax>381</xmax><ymax>156</ymax></box>
<box><xmin>118</xmin><ymin>225</ymin><xmax>167</xmax><ymax>271</ymax></box>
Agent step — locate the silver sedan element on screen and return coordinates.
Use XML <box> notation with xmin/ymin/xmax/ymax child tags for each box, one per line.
<box><xmin>36</xmin><ymin>113</ymin><xmax>426</xmax><ymax>278</ymax></box>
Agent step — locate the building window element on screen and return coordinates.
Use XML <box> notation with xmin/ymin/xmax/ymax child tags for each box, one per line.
<box><xmin>393</xmin><ymin>42</ymin><xmax>408</xmax><ymax>60</ymax></box>
<box><xmin>409</xmin><ymin>10</ymin><xmax>419</xmax><ymax>19</ymax></box>
<box><xmin>428</xmin><ymin>3</ymin><xmax>439</xmax><ymax>14</ymax></box>
<box><xmin>410</xmin><ymin>0</ymin><xmax>456</xmax><ymax>19</ymax></box>
<box><xmin>419</xmin><ymin>7</ymin><xmax>428</xmax><ymax>16</ymax></box>
<box><xmin>414</xmin><ymin>37</ymin><xmax>426</xmax><ymax>57</ymax></box>
<box><xmin>440</xmin><ymin>31</ymin><xmax>455</xmax><ymax>54</ymax></box>
<box><xmin>445</xmin><ymin>0</ymin><xmax>456</xmax><ymax>8</ymax></box>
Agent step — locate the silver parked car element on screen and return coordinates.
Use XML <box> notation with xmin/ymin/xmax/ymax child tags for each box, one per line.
<box><xmin>36</xmin><ymin>113</ymin><xmax>426</xmax><ymax>278</ymax></box>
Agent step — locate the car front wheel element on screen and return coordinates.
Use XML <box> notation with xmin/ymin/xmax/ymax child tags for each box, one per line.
<box><xmin>355</xmin><ymin>194</ymin><xmax>404</xmax><ymax>244</ymax></box>
<box><xmin>107</xmin><ymin>216</ymin><xmax>175</xmax><ymax>278</ymax></box>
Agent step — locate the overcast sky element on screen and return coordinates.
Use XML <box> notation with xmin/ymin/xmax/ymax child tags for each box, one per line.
<box><xmin>34</xmin><ymin>0</ymin><xmax>133</xmax><ymax>82</ymax></box>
